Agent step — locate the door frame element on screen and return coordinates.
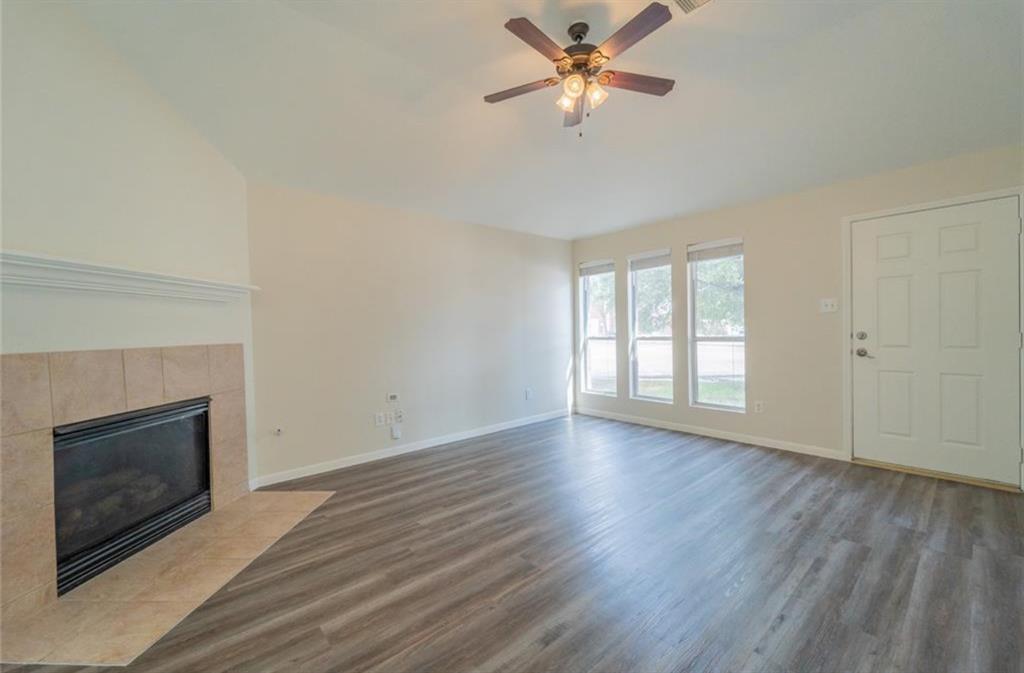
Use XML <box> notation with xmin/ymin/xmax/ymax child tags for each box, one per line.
<box><xmin>840</xmin><ymin>187</ymin><xmax>1024</xmax><ymax>489</ymax></box>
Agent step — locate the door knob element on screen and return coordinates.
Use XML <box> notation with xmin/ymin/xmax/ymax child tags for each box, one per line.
<box><xmin>855</xmin><ymin>347</ymin><xmax>875</xmax><ymax>359</ymax></box>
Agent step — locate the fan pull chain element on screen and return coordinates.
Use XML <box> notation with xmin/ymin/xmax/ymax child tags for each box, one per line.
<box><xmin>578</xmin><ymin>111</ymin><xmax>591</xmax><ymax>140</ymax></box>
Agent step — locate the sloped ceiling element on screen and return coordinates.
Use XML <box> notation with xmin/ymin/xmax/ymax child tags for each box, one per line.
<box><xmin>73</xmin><ymin>0</ymin><xmax>1022</xmax><ymax>239</ymax></box>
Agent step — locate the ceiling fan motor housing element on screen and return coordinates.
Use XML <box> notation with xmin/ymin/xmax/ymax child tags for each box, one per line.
<box><xmin>558</xmin><ymin>48</ymin><xmax>602</xmax><ymax>85</ymax></box>
<box><xmin>567</xmin><ymin>21</ymin><xmax>589</xmax><ymax>43</ymax></box>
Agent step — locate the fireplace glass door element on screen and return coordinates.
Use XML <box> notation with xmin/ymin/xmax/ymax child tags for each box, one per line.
<box><xmin>53</xmin><ymin>398</ymin><xmax>211</xmax><ymax>594</ymax></box>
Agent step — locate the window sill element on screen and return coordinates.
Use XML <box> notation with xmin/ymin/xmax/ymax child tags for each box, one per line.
<box><xmin>690</xmin><ymin>402</ymin><xmax>746</xmax><ymax>414</ymax></box>
<box><xmin>580</xmin><ymin>390</ymin><xmax>618</xmax><ymax>399</ymax></box>
<box><xmin>631</xmin><ymin>395</ymin><xmax>674</xmax><ymax>405</ymax></box>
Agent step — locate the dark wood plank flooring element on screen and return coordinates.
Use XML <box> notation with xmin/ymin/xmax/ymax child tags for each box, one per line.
<box><xmin>6</xmin><ymin>415</ymin><xmax>1024</xmax><ymax>673</ymax></box>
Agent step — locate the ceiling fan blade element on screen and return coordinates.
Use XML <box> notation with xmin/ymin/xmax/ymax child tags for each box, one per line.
<box><xmin>591</xmin><ymin>2</ymin><xmax>672</xmax><ymax>64</ymax></box>
<box><xmin>484</xmin><ymin>78</ymin><xmax>559</xmax><ymax>103</ymax></box>
<box><xmin>504</xmin><ymin>18</ymin><xmax>570</xmax><ymax>64</ymax></box>
<box><xmin>599</xmin><ymin>71</ymin><xmax>675</xmax><ymax>96</ymax></box>
<box><xmin>563</xmin><ymin>96</ymin><xmax>583</xmax><ymax>127</ymax></box>
<box><xmin>673</xmin><ymin>0</ymin><xmax>713</xmax><ymax>13</ymax></box>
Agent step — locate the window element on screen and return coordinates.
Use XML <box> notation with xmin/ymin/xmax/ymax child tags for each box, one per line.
<box><xmin>629</xmin><ymin>252</ymin><xmax>672</xmax><ymax>401</ymax></box>
<box><xmin>579</xmin><ymin>261</ymin><xmax>616</xmax><ymax>395</ymax></box>
<box><xmin>688</xmin><ymin>240</ymin><xmax>745</xmax><ymax>410</ymax></box>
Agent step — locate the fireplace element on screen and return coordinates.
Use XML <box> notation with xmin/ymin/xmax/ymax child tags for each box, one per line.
<box><xmin>53</xmin><ymin>398</ymin><xmax>212</xmax><ymax>595</ymax></box>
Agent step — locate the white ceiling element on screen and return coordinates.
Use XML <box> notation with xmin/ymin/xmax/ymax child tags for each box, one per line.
<box><xmin>73</xmin><ymin>0</ymin><xmax>1022</xmax><ymax>240</ymax></box>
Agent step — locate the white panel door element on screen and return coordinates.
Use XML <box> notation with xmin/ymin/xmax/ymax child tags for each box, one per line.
<box><xmin>851</xmin><ymin>196</ymin><xmax>1021</xmax><ymax>484</ymax></box>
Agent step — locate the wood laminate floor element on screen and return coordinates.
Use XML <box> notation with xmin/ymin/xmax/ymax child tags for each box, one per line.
<box><xmin>5</xmin><ymin>415</ymin><xmax>1023</xmax><ymax>673</ymax></box>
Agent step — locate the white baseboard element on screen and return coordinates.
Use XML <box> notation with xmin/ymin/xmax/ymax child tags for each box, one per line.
<box><xmin>249</xmin><ymin>409</ymin><xmax>568</xmax><ymax>489</ymax></box>
<box><xmin>575</xmin><ymin>407</ymin><xmax>848</xmax><ymax>462</ymax></box>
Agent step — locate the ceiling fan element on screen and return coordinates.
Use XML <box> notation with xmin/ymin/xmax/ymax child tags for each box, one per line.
<box><xmin>484</xmin><ymin>1</ymin><xmax>707</xmax><ymax>128</ymax></box>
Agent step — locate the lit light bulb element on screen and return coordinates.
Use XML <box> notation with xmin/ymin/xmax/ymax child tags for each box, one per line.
<box><xmin>555</xmin><ymin>93</ymin><xmax>577</xmax><ymax>112</ymax></box>
<box><xmin>586</xmin><ymin>80</ymin><xmax>609</xmax><ymax>109</ymax></box>
<box><xmin>562</xmin><ymin>73</ymin><xmax>586</xmax><ymax>98</ymax></box>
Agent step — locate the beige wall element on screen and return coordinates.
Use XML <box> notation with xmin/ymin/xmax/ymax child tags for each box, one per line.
<box><xmin>1</xmin><ymin>1</ymin><xmax>249</xmax><ymax>283</ymax></box>
<box><xmin>572</xmin><ymin>146</ymin><xmax>1023</xmax><ymax>457</ymax></box>
<box><xmin>1</xmin><ymin>0</ymin><xmax>253</xmax><ymax>355</ymax></box>
<box><xmin>1</xmin><ymin>1</ymin><xmax>256</xmax><ymax>474</ymax></box>
<box><xmin>246</xmin><ymin>183</ymin><xmax>572</xmax><ymax>481</ymax></box>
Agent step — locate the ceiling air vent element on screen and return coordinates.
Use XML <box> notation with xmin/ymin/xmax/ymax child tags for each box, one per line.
<box><xmin>674</xmin><ymin>0</ymin><xmax>713</xmax><ymax>14</ymax></box>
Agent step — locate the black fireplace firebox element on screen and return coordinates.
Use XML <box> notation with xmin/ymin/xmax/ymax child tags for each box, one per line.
<box><xmin>53</xmin><ymin>398</ymin><xmax>212</xmax><ymax>595</ymax></box>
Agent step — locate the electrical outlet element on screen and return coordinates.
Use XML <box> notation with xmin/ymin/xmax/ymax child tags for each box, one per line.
<box><xmin>386</xmin><ymin>392</ymin><xmax>400</xmax><ymax>403</ymax></box>
<box><xmin>374</xmin><ymin>412</ymin><xmax>385</xmax><ymax>427</ymax></box>
<box><xmin>753</xmin><ymin>401</ymin><xmax>766</xmax><ymax>413</ymax></box>
<box><xmin>524</xmin><ymin>387</ymin><xmax>532</xmax><ymax>401</ymax></box>
<box><xmin>395</xmin><ymin>409</ymin><xmax>404</xmax><ymax>423</ymax></box>
<box><xmin>391</xmin><ymin>424</ymin><xmax>402</xmax><ymax>440</ymax></box>
<box><xmin>385</xmin><ymin>410</ymin><xmax>396</xmax><ymax>425</ymax></box>
<box><xmin>819</xmin><ymin>298</ymin><xmax>838</xmax><ymax>313</ymax></box>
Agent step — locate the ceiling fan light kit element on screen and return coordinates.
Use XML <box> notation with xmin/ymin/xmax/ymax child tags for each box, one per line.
<box><xmin>555</xmin><ymin>93</ymin><xmax>577</xmax><ymax>113</ymax></box>
<box><xmin>484</xmin><ymin>1</ymin><xmax>687</xmax><ymax>133</ymax></box>
<box><xmin>586</xmin><ymin>80</ymin><xmax>609</xmax><ymax>109</ymax></box>
<box><xmin>562</xmin><ymin>73</ymin><xmax>586</xmax><ymax>98</ymax></box>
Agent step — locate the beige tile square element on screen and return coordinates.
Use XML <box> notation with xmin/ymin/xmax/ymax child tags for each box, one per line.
<box><xmin>241</xmin><ymin>510</ymin><xmax>307</xmax><ymax>538</ymax></box>
<box><xmin>0</xmin><ymin>598</ymin><xmax>96</xmax><ymax>664</ymax></box>
<box><xmin>1</xmin><ymin>504</ymin><xmax>57</xmax><ymax>606</ymax></box>
<box><xmin>131</xmin><ymin>556</ymin><xmax>249</xmax><ymax>603</ymax></box>
<box><xmin>134</xmin><ymin>525</ymin><xmax>211</xmax><ymax>572</ymax></box>
<box><xmin>212</xmin><ymin>436</ymin><xmax>247</xmax><ymax>493</ymax></box>
<box><xmin>0</xmin><ymin>353</ymin><xmax>53</xmax><ymax>436</ymax></box>
<box><xmin>0</xmin><ymin>581</ymin><xmax>55</xmax><ymax>623</ymax></box>
<box><xmin>123</xmin><ymin>348</ymin><xmax>164</xmax><ymax>411</ymax></box>
<box><xmin>49</xmin><ymin>350</ymin><xmax>126</xmax><ymax>426</ymax></box>
<box><xmin>198</xmin><ymin>534</ymin><xmax>278</xmax><ymax>560</ymax></box>
<box><xmin>213</xmin><ymin>431</ymin><xmax>247</xmax><ymax>468</ymax></box>
<box><xmin>161</xmin><ymin>346</ymin><xmax>210</xmax><ymax>402</ymax></box>
<box><xmin>1</xmin><ymin>430</ymin><xmax>54</xmax><ymax>520</ymax></box>
<box><xmin>43</xmin><ymin>627</ymin><xmax>158</xmax><ymax>667</ymax></box>
<box><xmin>183</xmin><ymin>505</ymin><xmax>251</xmax><ymax>539</ymax></box>
<box><xmin>0</xmin><ymin>622</ymin><xmax>55</xmax><ymax>663</ymax></box>
<box><xmin>212</xmin><ymin>470</ymin><xmax>245</xmax><ymax>510</ymax></box>
<box><xmin>208</xmin><ymin>343</ymin><xmax>244</xmax><ymax>394</ymax></box>
<box><xmin>210</xmin><ymin>389</ymin><xmax>246</xmax><ymax>449</ymax></box>
<box><xmin>213</xmin><ymin>478</ymin><xmax>250</xmax><ymax>510</ymax></box>
<box><xmin>245</xmin><ymin>490</ymin><xmax>333</xmax><ymax>514</ymax></box>
<box><xmin>28</xmin><ymin>600</ymin><xmax>194</xmax><ymax>666</ymax></box>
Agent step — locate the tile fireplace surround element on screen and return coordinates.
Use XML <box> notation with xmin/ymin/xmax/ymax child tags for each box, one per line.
<box><xmin>0</xmin><ymin>344</ymin><xmax>331</xmax><ymax>665</ymax></box>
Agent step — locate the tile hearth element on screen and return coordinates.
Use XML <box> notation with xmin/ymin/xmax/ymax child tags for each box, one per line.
<box><xmin>0</xmin><ymin>489</ymin><xmax>333</xmax><ymax>666</ymax></box>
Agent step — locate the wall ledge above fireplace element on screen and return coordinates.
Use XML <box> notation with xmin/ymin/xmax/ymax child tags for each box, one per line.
<box><xmin>0</xmin><ymin>250</ymin><xmax>259</xmax><ymax>303</ymax></box>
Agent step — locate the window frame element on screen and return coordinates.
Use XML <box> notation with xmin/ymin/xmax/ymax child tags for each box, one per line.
<box><xmin>687</xmin><ymin>239</ymin><xmax>746</xmax><ymax>413</ymax></box>
<box><xmin>628</xmin><ymin>250</ymin><xmax>673</xmax><ymax>404</ymax></box>
<box><xmin>579</xmin><ymin>261</ymin><xmax>617</xmax><ymax>397</ymax></box>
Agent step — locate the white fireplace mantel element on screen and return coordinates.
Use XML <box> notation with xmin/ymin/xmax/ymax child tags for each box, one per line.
<box><xmin>0</xmin><ymin>250</ymin><xmax>259</xmax><ymax>303</ymax></box>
